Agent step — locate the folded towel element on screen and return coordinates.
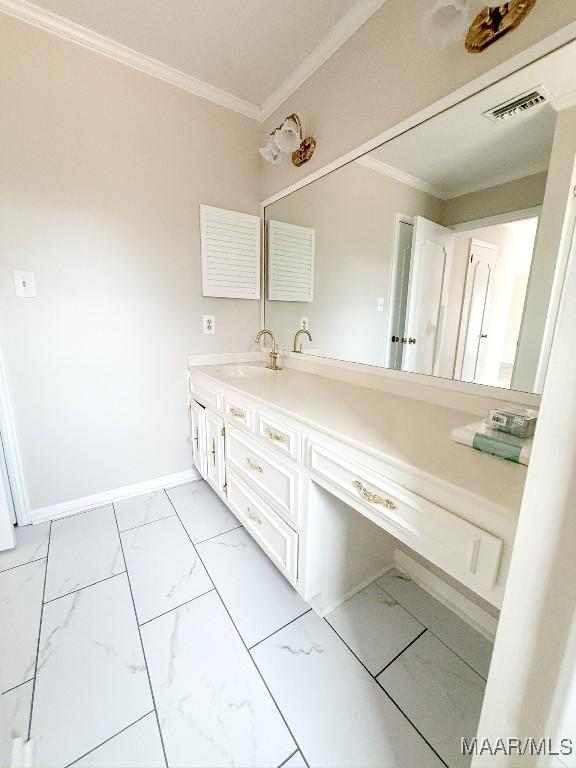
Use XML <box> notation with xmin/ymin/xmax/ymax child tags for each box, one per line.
<box><xmin>451</xmin><ymin>420</ymin><xmax>532</xmax><ymax>465</ymax></box>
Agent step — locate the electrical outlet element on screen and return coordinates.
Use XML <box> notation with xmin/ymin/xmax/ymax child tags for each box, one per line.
<box><xmin>13</xmin><ymin>271</ymin><xmax>36</xmax><ymax>298</ymax></box>
<box><xmin>377</xmin><ymin>298</ymin><xmax>385</xmax><ymax>312</ymax></box>
<box><xmin>300</xmin><ymin>317</ymin><xmax>309</xmax><ymax>330</ymax></box>
<box><xmin>202</xmin><ymin>315</ymin><xmax>215</xmax><ymax>335</ymax></box>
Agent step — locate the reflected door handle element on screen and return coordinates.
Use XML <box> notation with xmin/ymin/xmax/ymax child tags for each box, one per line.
<box><xmin>391</xmin><ymin>335</ymin><xmax>400</xmax><ymax>343</ymax></box>
<box><xmin>480</xmin><ymin>333</ymin><xmax>488</xmax><ymax>339</ymax></box>
<box><xmin>408</xmin><ymin>337</ymin><xmax>416</xmax><ymax>345</ymax></box>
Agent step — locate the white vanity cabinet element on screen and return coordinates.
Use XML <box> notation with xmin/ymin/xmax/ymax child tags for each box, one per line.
<box><xmin>189</xmin><ymin>398</ymin><xmax>226</xmax><ymax>496</ymax></box>
<box><xmin>188</xmin><ymin>367</ymin><xmax>517</xmax><ymax>610</ymax></box>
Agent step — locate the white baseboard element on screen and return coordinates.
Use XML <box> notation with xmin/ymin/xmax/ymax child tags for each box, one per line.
<box><xmin>31</xmin><ymin>468</ymin><xmax>201</xmax><ymax>524</ymax></box>
<box><xmin>394</xmin><ymin>550</ymin><xmax>498</xmax><ymax>641</ymax></box>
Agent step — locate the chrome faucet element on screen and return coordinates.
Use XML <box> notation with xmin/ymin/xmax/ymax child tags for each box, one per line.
<box><xmin>293</xmin><ymin>328</ymin><xmax>313</xmax><ymax>353</ymax></box>
<box><xmin>255</xmin><ymin>329</ymin><xmax>281</xmax><ymax>370</ymax></box>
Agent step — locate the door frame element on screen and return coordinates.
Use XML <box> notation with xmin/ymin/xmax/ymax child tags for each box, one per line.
<box><xmin>0</xmin><ymin>345</ymin><xmax>30</xmax><ymax>525</ymax></box>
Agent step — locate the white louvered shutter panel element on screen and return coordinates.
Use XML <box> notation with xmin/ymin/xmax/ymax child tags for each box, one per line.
<box><xmin>267</xmin><ymin>220</ymin><xmax>315</xmax><ymax>302</ymax></box>
<box><xmin>200</xmin><ymin>205</ymin><xmax>261</xmax><ymax>299</ymax></box>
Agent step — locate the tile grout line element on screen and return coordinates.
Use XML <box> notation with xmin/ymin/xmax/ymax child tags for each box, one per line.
<box><xmin>371</xmin><ymin>627</ymin><xmax>428</xmax><ymax>678</ymax></box>
<box><xmin>1</xmin><ymin>678</ymin><xmax>35</xmax><ymax>696</ymax></box>
<box><xmin>27</xmin><ymin>521</ymin><xmax>52</xmax><ymax>741</ymax></box>
<box><xmin>248</xmin><ymin>609</ymin><xmax>313</xmax><ymax>651</ymax></box>
<box><xmin>43</xmin><ymin>571</ymin><xmax>127</xmax><ymax>605</ymax></box>
<box><xmin>118</xmin><ymin>514</ymin><xmax>176</xmax><ymax>534</ymax></box>
<box><xmin>373</xmin><ymin>579</ymin><xmax>489</xmax><ymax>681</ymax></box>
<box><xmin>112</xmin><ymin>503</ymin><xmax>169</xmax><ymax>768</ymax></box>
<box><xmin>193</xmin><ymin>524</ymin><xmax>244</xmax><ymax>546</ymax></box>
<box><xmin>166</xmin><ymin>492</ymin><xmax>311</xmax><ymax>768</ymax></box>
<box><xmin>138</xmin><ymin>588</ymin><xmax>216</xmax><ymax>627</ymax></box>
<box><xmin>62</xmin><ymin>710</ymin><xmax>156</xmax><ymax>768</ymax></box>
<box><xmin>323</xmin><ymin>618</ymin><xmax>450</xmax><ymax>768</ymax></box>
<box><xmin>277</xmin><ymin>748</ymin><xmax>299</xmax><ymax>768</ymax></box>
<box><xmin>0</xmin><ymin>555</ymin><xmax>47</xmax><ymax>575</ymax></box>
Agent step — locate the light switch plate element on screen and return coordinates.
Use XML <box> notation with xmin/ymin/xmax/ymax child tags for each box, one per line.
<box><xmin>13</xmin><ymin>271</ymin><xmax>36</xmax><ymax>298</ymax></box>
<box><xmin>202</xmin><ymin>315</ymin><xmax>216</xmax><ymax>334</ymax></box>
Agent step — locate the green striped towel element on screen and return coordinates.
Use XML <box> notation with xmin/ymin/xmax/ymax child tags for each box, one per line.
<box><xmin>451</xmin><ymin>420</ymin><xmax>531</xmax><ymax>465</ymax></box>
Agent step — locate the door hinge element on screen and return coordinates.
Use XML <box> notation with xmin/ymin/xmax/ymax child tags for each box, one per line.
<box><xmin>223</xmin><ymin>483</ymin><xmax>227</xmax><ymax>494</ymax></box>
<box><xmin>221</xmin><ymin>426</ymin><xmax>226</xmax><ymax>438</ymax></box>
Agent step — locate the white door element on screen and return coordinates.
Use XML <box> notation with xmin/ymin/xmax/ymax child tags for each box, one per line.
<box><xmin>402</xmin><ymin>216</ymin><xmax>454</xmax><ymax>376</ymax></box>
<box><xmin>0</xmin><ymin>437</ymin><xmax>15</xmax><ymax>552</ymax></box>
<box><xmin>204</xmin><ymin>411</ymin><xmax>226</xmax><ymax>496</ymax></box>
<box><xmin>190</xmin><ymin>400</ymin><xmax>207</xmax><ymax>479</ymax></box>
<box><xmin>386</xmin><ymin>219</ymin><xmax>414</xmax><ymax>369</ymax></box>
<box><xmin>456</xmin><ymin>240</ymin><xmax>498</xmax><ymax>383</ymax></box>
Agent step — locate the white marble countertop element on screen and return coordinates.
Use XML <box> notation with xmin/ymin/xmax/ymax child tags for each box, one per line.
<box><xmin>189</xmin><ymin>362</ymin><xmax>526</xmax><ymax>519</ymax></box>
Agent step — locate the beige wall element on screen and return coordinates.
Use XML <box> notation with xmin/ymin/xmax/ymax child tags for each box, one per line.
<box><xmin>265</xmin><ymin>162</ymin><xmax>442</xmax><ymax>365</ymax></box>
<box><xmin>0</xmin><ymin>15</ymin><xmax>261</xmax><ymax>510</ymax></box>
<box><xmin>440</xmin><ymin>172</ymin><xmax>547</xmax><ymax>228</ymax></box>
<box><xmin>260</xmin><ymin>0</ymin><xmax>576</xmax><ymax>200</ymax></box>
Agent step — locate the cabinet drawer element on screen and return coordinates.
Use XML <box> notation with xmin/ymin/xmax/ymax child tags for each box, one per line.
<box><xmin>309</xmin><ymin>442</ymin><xmax>503</xmax><ymax>594</ymax></box>
<box><xmin>256</xmin><ymin>412</ymin><xmax>302</xmax><ymax>460</ymax></box>
<box><xmin>190</xmin><ymin>380</ymin><xmax>222</xmax><ymax>411</ymax></box>
<box><xmin>226</xmin><ymin>426</ymin><xmax>300</xmax><ymax>525</ymax></box>
<box><xmin>224</xmin><ymin>396</ymin><xmax>254</xmax><ymax>430</ymax></box>
<box><xmin>227</xmin><ymin>472</ymin><xmax>298</xmax><ymax>583</ymax></box>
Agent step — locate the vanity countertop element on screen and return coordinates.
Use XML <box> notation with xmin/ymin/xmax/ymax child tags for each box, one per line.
<box><xmin>189</xmin><ymin>363</ymin><xmax>527</xmax><ymax>518</ymax></box>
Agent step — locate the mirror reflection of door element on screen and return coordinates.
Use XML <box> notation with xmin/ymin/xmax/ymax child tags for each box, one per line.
<box><xmin>458</xmin><ymin>240</ymin><xmax>498</xmax><ymax>384</ymax></box>
<box><xmin>402</xmin><ymin>216</ymin><xmax>454</xmax><ymax>377</ymax></box>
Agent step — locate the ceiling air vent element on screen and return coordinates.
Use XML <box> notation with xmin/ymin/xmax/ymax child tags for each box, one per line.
<box><xmin>484</xmin><ymin>87</ymin><xmax>550</xmax><ymax>122</ymax></box>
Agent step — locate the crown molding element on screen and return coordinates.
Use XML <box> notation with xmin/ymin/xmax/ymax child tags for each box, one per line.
<box><xmin>0</xmin><ymin>0</ymin><xmax>261</xmax><ymax>120</ymax></box>
<box><xmin>259</xmin><ymin>0</ymin><xmax>388</xmax><ymax>121</ymax></box>
<box><xmin>0</xmin><ymin>0</ymin><xmax>387</xmax><ymax>123</ymax></box>
<box><xmin>445</xmin><ymin>162</ymin><xmax>549</xmax><ymax>200</ymax></box>
<box><xmin>355</xmin><ymin>155</ymin><xmax>447</xmax><ymax>199</ymax></box>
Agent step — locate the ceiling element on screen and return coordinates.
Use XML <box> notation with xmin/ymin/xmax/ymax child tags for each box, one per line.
<box><xmin>4</xmin><ymin>0</ymin><xmax>385</xmax><ymax>118</ymax></box>
<box><xmin>367</xmin><ymin>41</ymin><xmax>576</xmax><ymax>199</ymax></box>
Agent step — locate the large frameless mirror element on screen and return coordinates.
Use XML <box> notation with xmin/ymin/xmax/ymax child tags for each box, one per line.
<box><xmin>263</xmin><ymin>41</ymin><xmax>576</xmax><ymax>394</ymax></box>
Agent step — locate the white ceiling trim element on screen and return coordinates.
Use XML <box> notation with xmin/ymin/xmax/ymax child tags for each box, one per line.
<box><xmin>0</xmin><ymin>0</ymin><xmax>261</xmax><ymax>119</ymax></box>
<box><xmin>0</xmin><ymin>0</ymin><xmax>387</xmax><ymax>122</ymax></box>
<box><xmin>355</xmin><ymin>155</ymin><xmax>447</xmax><ymax>200</ymax></box>
<box><xmin>259</xmin><ymin>0</ymin><xmax>387</xmax><ymax>121</ymax></box>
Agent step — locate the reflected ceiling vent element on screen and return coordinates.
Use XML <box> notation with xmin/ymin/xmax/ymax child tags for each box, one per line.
<box><xmin>484</xmin><ymin>87</ymin><xmax>551</xmax><ymax>122</ymax></box>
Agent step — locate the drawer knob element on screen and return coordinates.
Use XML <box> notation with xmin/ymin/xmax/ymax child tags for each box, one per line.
<box><xmin>265</xmin><ymin>427</ymin><xmax>287</xmax><ymax>443</ymax></box>
<box><xmin>352</xmin><ymin>480</ymin><xmax>397</xmax><ymax>510</ymax></box>
<box><xmin>246</xmin><ymin>458</ymin><xmax>264</xmax><ymax>473</ymax></box>
<box><xmin>247</xmin><ymin>507</ymin><xmax>262</xmax><ymax>525</ymax></box>
<box><xmin>229</xmin><ymin>407</ymin><xmax>246</xmax><ymax>420</ymax></box>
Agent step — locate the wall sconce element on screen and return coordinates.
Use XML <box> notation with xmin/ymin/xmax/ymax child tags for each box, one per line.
<box><xmin>259</xmin><ymin>114</ymin><xmax>316</xmax><ymax>167</ymax></box>
<box><xmin>422</xmin><ymin>0</ymin><xmax>536</xmax><ymax>50</ymax></box>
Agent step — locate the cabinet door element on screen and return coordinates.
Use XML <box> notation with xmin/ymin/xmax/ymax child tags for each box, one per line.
<box><xmin>205</xmin><ymin>410</ymin><xmax>226</xmax><ymax>495</ymax></box>
<box><xmin>190</xmin><ymin>400</ymin><xmax>207</xmax><ymax>479</ymax></box>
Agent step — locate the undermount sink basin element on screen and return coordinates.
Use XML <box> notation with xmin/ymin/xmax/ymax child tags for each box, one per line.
<box><xmin>213</xmin><ymin>364</ymin><xmax>271</xmax><ymax>379</ymax></box>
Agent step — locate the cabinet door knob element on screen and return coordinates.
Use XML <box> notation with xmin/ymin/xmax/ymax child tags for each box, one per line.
<box><xmin>247</xmin><ymin>507</ymin><xmax>262</xmax><ymax>525</ymax></box>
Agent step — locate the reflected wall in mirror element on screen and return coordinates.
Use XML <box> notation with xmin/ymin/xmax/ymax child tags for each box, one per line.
<box><xmin>264</xmin><ymin>41</ymin><xmax>576</xmax><ymax>394</ymax></box>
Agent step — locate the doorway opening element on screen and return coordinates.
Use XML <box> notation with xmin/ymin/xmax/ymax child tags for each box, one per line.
<box><xmin>453</xmin><ymin>216</ymin><xmax>539</xmax><ymax>389</ymax></box>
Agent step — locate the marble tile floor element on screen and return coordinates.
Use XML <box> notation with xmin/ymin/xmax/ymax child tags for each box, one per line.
<box><xmin>0</xmin><ymin>479</ymin><xmax>491</xmax><ymax>768</ymax></box>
